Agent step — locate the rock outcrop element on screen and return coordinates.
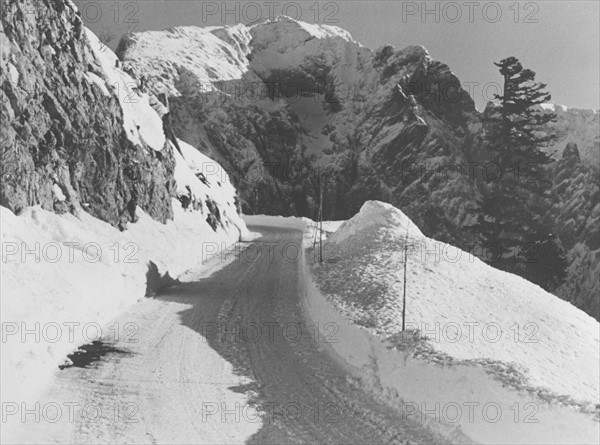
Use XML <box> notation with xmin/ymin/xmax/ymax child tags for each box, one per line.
<box><xmin>1</xmin><ymin>0</ymin><xmax>175</xmax><ymax>229</ymax></box>
<box><xmin>552</xmin><ymin>143</ymin><xmax>600</xmax><ymax>319</ymax></box>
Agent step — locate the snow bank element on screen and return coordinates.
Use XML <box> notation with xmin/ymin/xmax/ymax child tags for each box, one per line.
<box><xmin>1</xmin><ymin>195</ymin><xmax>245</xmax><ymax>403</ymax></box>
<box><xmin>301</xmin><ymin>201</ymin><xmax>600</xmax><ymax>444</ymax></box>
<box><xmin>328</xmin><ymin>201</ymin><xmax>423</xmax><ymax>243</ymax></box>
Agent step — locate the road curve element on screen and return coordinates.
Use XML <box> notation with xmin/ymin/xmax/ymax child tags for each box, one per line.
<box><xmin>7</xmin><ymin>218</ymin><xmax>440</xmax><ymax>444</ymax></box>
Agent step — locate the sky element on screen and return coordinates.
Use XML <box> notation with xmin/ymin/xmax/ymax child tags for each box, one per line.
<box><xmin>78</xmin><ymin>0</ymin><xmax>600</xmax><ymax>111</ymax></box>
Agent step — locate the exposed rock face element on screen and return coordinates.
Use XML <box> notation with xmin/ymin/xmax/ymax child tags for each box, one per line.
<box><xmin>552</xmin><ymin>143</ymin><xmax>600</xmax><ymax>319</ymax></box>
<box><xmin>541</xmin><ymin>105</ymin><xmax>599</xmax><ymax>172</ymax></box>
<box><xmin>1</xmin><ymin>0</ymin><xmax>175</xmax><ymax>229</ymax></box>
<box><xmin>77</xmin><ymin>16</ymin><xmax>600</xmax><ymax>319</ymax></box>
<box><xmin>345</xmin><ymin>45</ymin><xmax>481</xmax><ymax>241</ymax></box>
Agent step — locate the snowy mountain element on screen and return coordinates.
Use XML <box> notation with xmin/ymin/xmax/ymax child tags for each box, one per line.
<box><xmin>1</xmin><ymin>0</ymin><xmax>247</xmax><ymax>401</ymax></box>
<box><xmin>118</xmin><ymin>16</ymin><xmax>479</xmax><ymax>225</ymax></box>
<box><xmin>118</xmin><ymin>18</ymin><xmax>599</xmax><ymax>320</ymax></box>
<box><xmin>306</xmin><ymin>201</ymin><xmax>600</xmax><ymax>444</ymax></box>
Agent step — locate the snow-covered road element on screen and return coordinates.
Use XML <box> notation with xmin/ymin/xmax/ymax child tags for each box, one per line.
<box><xmin>6</xmin><ymin>218</ymin><xmax>440</xmax><ymax>444</ymax></box>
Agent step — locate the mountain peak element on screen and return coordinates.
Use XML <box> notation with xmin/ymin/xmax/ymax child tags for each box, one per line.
<box><xmin>255</xmin><ymin>15</ymin><xmax>356</xmax><ymax>43</ymax></box>
<box><xmin>399</xmin><ymin>45</ymin><xmax>430</xmax><ymax>60</ymax></box>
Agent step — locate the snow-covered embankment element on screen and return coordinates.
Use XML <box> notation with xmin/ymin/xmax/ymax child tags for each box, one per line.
<box><xmin>300</xmin><ymin>201</ymin><xmax>600</xmax><ymax>444</ymax></box>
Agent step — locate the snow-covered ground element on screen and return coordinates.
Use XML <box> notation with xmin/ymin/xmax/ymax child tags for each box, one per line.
<box><xmin>3</xmin><ymin>215</ymin><xmax>442</xmax><ymax>445</ymax></box>
<box><xmin>302</xmin><ymin>201</ymin><xmax>600</xmax><ymax>444</ymax></box>
<box><xmin>0</xmin><ymin>199</ymin><xmax>245</xmax><ymax>402</ymax></box>
<box><xmin>1</xmin><ymin>263</ymin><xmax>263</xmax><ymax>445</ymax></box>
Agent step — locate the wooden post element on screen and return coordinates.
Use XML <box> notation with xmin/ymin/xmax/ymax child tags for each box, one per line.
<box><xmin>318</xmin><ymin>167</ymin><xmax>324</xmax><ymax>263</ymax></box>
<box><xmin>402</xmin><ymin>222</ymin><xmax>409</xmax><ymax>331</ymax></box>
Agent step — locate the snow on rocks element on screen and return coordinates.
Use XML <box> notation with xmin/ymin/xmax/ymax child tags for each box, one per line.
<box><xmin>303</xmin><ymin>200</ymin><xmax>600</xmax><ymax>444</ymax></box>
<box><xmin>248</xmin><ymin>15</ymin><xmax>355</xmax><ymax>53</ymax></box>
<box><xmin>85</xmin><ymin>28</ymin><xmax>166</xmax><ymax>151</ymax></box>
<box><xmin>541</xmin><ymin>103</ymin><xmax>600</xmax><ymax>168</ymax></box>
<box><xmin>117</xmin><ymin>25</ymin><xmax>254</xmax><ymax>96</ymax></box>
<box><xmin>174</xmin><ymin>138</ymin><xmax>246</xmax><ymax>238</ymax></box>
<box><xmin>117</xmin><ymin>16</ymin><xmax>361</xmax><ymax>98</ymax></box>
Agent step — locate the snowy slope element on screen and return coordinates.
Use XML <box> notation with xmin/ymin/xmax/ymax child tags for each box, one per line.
<box><xmin>117</xmin><ymin>16</ymin><xmax>359</xmax><ymax>97</ymax></box>
<box><xmin>116</xmin><ymin>24</ymin><xmax>254</xmax><ymax>96</ymax></box>
<box><xmin>304</xmin><ymin>201</ymin><xmax>599</xmax><ymax>443</ymax></box>
<box><xmin>311</xmin><ymin>201</ymin><xmax>599</xmax><ymax>405</ymax></box>
<box><xmin>85</xmin><ymin>28</ymin><xmax>165</xmax><ymax>151</ymax></box>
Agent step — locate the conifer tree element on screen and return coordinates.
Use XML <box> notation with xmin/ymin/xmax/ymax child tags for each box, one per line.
<box><xmin>474</xmin><ymin>57</ymin><xmax>568</xmax><ymax>291</ymax></box>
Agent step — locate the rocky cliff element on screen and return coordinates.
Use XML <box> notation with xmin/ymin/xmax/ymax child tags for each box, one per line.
<box><xmin>0</xmin><ymin>0</ymin><xmax>177</xmax><ymax>229</ymax></box>
<box><xmin>541</xmin><ymin>104</ymin><xmax>599</xmax><ymax>171</ymax></box>
<box><xmin>551</xmin><ymin>143</ymin><xmax>599</xmax><ymax>318</ymax></box>
<box><xmin>1</xmin><ymin>0</ymin><xmax>244</xmax><ymax>235</ymax></box>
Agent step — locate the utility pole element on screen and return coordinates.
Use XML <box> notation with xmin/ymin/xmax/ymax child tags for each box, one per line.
<box><xmin>313</xmin><ymin>166</ymin><xmax>325</xmax><ymax>263</ymax></box>
<box><xmin>318</xmin><ymin>167</ymin><xmax>324</xmax><ymax>263</ymax></box>
<box><xmin>312</xmin><ymin>210</ymin><xmax>319</xmax><ymax>249</ymax></box>
<box><xmin>402</xmin><ymin>222</ymin><xmax>409</xmax><ymax>331</ymax></box>
<box><xmin>253</xmin><ymin>189</ymin><xmax>258</xmax><ymax>215</ymax></box>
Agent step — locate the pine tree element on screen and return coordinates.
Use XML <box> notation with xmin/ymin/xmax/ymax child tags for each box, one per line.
<box><xmin>474</xmin><ymin>57</ymin><xmax>568</xmax><ymax>291</ymax></box>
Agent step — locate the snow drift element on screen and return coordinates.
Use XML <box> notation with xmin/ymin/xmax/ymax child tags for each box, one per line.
<box><xmin>303</xmin><ymin>201</ymin><xmax>600</xmax><ymax>444</ymax></box>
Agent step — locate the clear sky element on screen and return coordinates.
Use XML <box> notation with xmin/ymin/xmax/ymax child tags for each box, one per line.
<box><xmin>79</xmin><ymin>0</ymin><xmax>600</xmax><ymax>111</ymax></box>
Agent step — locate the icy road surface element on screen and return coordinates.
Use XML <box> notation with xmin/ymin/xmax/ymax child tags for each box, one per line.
<box><xmin>7</xmin><ymin>218</ymin><xmax>440</xmax><ymax>444</ymax></box>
